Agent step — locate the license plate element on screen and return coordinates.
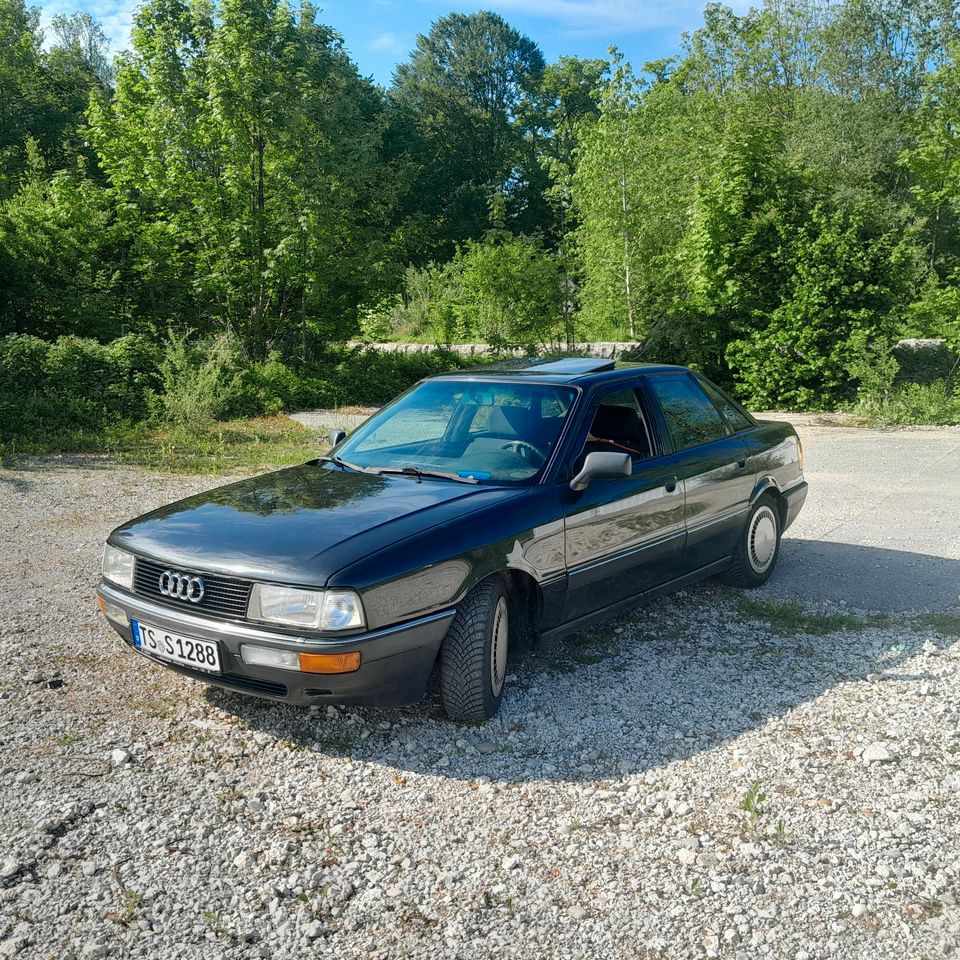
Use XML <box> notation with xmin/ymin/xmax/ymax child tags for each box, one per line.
<box><xmin>131</xmin><ymin>620</ymin><xmax>222</xmax><ymax>674</ymax></box>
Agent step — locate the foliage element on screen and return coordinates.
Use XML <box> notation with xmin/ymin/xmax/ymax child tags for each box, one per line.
<box><xmin>390</xmin><ymin>11</ymin><xmax>546</xmax><ymax>261</ymax></box>
<box><xmin>455</xmin><ymin>235</ymin><xmax>566</xmax><ymax>348</ymax></box>
<box><xmin>847</xmin><ymin>335</ymin><xmax>901</xmax><ymax>414</ymax></box>
<box><xmin>574</xmin><ymin>54</ymin><xmax>717</xmax><ymax>344</ymax></box>
<box><xmin>0</xmin><ymin>332</ymin><xmax>485</xmax><ymax>444</ymax></box>
<box><xmin>850</xmin><ymin>377</ymin><xmax>960</xmax><ymax>425</ymax></box>
<box><xmin>86</xmin><ymin>0</ymin><xmax>391</xmax><ymax>355</ymax></box>
<box><xmin>156</xmin><ymin>334</ymin><xmax>240</xmax><ymax>428</ymax></box>
<box><xmin>0</xmin><ymin>333</ymin><xmax>161</xmax><ymax>441</ymax></box>
<box><xmin>362</xmin><ymin>236</ymin><xmax>566</xmax><ymax>348</ymax></box>
<box><xmin>726</xmin><ymin>204</ymin><xmax>918</xmax><ymax>408</ymax></box>
<box><xmin>0</xmin><ymin>147</ymin><xmax>131</xmax><ymax>340</ymax></box>
<box><xmin>4</xmin><ymin>0</ymin><xmax>960</xmax><ymax>419</ymax></box>
<box><xmin>0</xmin><ymin>0</ymin><xmax>109</xmax><ymax>195</ymax></box>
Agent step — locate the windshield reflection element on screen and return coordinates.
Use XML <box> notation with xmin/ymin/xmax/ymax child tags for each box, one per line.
<box><xmin>335</xmin><ymin>380</ymin><xmax>577</xmax><ymax>484</ymax></box>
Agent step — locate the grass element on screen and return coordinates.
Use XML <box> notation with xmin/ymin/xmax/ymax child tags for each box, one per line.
<box><xmin>1</xmin><ymin>416</ymin><xmax>325</xmax><ymax>474</ymax></box>
<box><xmin>850</xmin><ymin>379</ymin><xmax>960</xmax><ymax>427</ymax></box>
<box><xmin>736</xmin><ymin>596</ymin><xmax>960</xmax><ymax>641</ymax></box>
<box><xmin>911</xmin><ymin>613</ymin><xmax>960</xmax><ymax>637</ymax></box>
<box><xmin>734</xmin><ymin>596</ymin><xmax>879</xmax><ymax>635</ymax></box>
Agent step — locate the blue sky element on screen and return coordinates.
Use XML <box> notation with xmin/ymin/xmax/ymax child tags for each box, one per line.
<box><xmin>36</xmin><ymin>0</ymin><xmax>751</xmax><ymax>85</ymax></box>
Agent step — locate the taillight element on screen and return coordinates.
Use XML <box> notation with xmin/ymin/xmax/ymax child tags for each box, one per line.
<box><xmin>797</xmin><ymin>437</ymin><xmax>804</xmax><ymax>471</ymax></box>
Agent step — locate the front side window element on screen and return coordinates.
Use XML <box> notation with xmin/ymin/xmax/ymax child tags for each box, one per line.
<box><xmin>575</xmin><ymin>387</ymin><xmax>652</xmax><ymax>469</ymax></box>
<box><xmin>337</xmin><ymin>379</ymin><xmax>576</xmax><ymax>483</ymax></box>
<box><xmin>649</xmin><ymin>375</ymin><xmax>729</xmax><ymax>451</ymax></box>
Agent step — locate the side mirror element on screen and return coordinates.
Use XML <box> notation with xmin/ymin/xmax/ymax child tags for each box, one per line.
<box><xmin>569</xmin><ymin>451</ymin><xmax>631</xmax><ymax>492</ymax></box>
<box><xmin>328</xmin><ymin>428</ymin><xmax>346</xmax><ymax>448</ymax></box>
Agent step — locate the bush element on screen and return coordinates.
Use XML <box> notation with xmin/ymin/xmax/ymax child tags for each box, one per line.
<box><xmin>156</xmin><ymin>334</ymin><xmax>240</xmax><ymax>428</ymax></box>
<box><xmin>0</xmin><ymin>333</ymin><xmax>161</xmax><ymax>442</ymax></box>
<box><xmin>852</xmin><ymin>378</ymin><xmax>960</xmax><ymax>426</ymax></box>
<box><xmin>0</xmin><ymin>333</ymin><xmax>487</xmax><ymax>445</ymax></box>
<box><xmin>225</xmin><ymin>346</ymin><xmax>485</xmax><ymax>415</ymax></box>
<box><xmin>847</xmin><ymin>336</ymin><xmax>900</xmax><ymax>417</ymax></box>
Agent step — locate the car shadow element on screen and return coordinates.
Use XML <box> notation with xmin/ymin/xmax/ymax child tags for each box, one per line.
<box><xmin>760</xmin><ymin>535</ymin><xmax>960</xmax><ymax>612</ymax></box>
<box><xmin>206</xmin><ymin>539</ymin><xmax>959</xmax><ymax>785</ymax></box>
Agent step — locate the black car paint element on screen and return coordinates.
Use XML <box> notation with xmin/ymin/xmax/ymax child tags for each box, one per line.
<box><xmin>101</xmin><ymin>364</ymin><xmax>807</xmax><ymax>706</ymax></box>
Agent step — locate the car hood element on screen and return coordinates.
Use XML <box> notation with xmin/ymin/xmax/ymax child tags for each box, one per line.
<box><xmin>109</xmin><ymin>462</ymin><xmax>523</xmax><ymax>585</ymax></box>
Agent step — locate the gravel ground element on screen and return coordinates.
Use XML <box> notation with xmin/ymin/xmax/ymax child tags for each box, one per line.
<box><xmin>2</xmin><ymin>431</ymin><xmax>959</xmax><ymax>960</ymax></box>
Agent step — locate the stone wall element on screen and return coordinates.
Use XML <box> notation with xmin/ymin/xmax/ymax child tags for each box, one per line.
<box><xmin>348</xmin><ymin>341</ymin><xmax>640</xmax><ymax>359</ymax></box>
<box><xmin>893</xmin><ymin>339</ymin><xmax>958</xmax><ymax>384</ymax></box>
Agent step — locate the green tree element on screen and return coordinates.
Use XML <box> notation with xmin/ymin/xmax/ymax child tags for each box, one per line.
<box><xmin>573</xmin><ymin>52</ymin><xmax>718</xmax><ymax>343</ymax></box>
<box><xmin>682</xmin><ymin>107</ymin><xmax>809</xmax><ymax>380</ymax></box>
<box><xmin>88</xmin><ymin>0</ymin><xmax>391</xmax><ymax>355</ymax></box>
<box><xmin>901</xmin><ymin>44</ymin><xmax>960</xmax><ymax>346</ymax></box>
<box><xmin>727</xmin><ymin>205</ymin><xmax>919</xmax><ymax>407</ymax></box>
<box><xmin>0</xmin><ymin>141</ymin><xmax>132</xmax><ymax>339</ymax></box>
<box><xmin>390</xmin><ymin>11</ymin><xmax>546</xmax><ymax>260</ymax></box>
<box><xmin>0</xmin><ymin>1</ymin><xmax>110</xmax><ymax>195</ymax></box>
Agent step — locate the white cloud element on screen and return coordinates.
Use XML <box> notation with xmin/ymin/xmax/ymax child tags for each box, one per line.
<box><xmin>427</xmin><ymin>0</ymin><xmax>752</xmax><ymax>37</ymax></box>
<box><xmin>37</xmin><ymin>0</ymin><xmax>138</xmax><ymax>52</ymax></box>
<box><xmin>369</xmin><ymin>31</ymin><xmax>405</xmax><ymax>54</ymax></box>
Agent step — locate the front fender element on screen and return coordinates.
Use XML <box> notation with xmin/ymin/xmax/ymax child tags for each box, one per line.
<box><xmin>329</xmin><ymin>487</ymin><xmax>567</xmax><ymax>630</ymax></box>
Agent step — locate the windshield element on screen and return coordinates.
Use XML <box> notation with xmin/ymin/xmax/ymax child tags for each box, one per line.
<box><xmin>334</xmin><ymin>379</ymin><xmax>577</xmax><ymax>483</ymax></box>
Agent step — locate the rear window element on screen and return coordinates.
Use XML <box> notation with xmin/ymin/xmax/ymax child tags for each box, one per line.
<box><xmin>649</xmin><ymin>375</ymin><xmax>729</xmax><ymax>451</ymax></box>
<box><xmin>698</xmin><ymin>378</ymin><xmax>754</xmax><ymax>432</ymax></box>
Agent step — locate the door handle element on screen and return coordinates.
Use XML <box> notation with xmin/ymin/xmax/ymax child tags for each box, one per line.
<box><xmin>736</xmin><ymin>459</ymin><xmax>747</xmax><ymax>469</ymax></box>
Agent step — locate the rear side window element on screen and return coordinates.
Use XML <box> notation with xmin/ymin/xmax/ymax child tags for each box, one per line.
<box><xmin>649</xmin><ymin>376</ymin><xmax>729</xmax><ymax>451</ymax></box>
<box><xmin>698</xmin><ymin>378</ymin><xmax>754</xmax><ymax>432</ymax></box>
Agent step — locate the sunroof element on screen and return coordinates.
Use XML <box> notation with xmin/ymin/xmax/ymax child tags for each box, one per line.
<box><xmin>528</xmin><ymin>358</ymin><xmax>616</xmax><ymax>374</ymax></box>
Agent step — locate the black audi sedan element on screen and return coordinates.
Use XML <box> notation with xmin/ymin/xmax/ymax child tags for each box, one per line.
<box><xmin>97</xmin><ymin>359</ymin><xmax>807</xmax><ymax>721</ymax></box>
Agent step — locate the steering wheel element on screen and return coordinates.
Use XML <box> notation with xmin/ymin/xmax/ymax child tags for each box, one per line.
<box><xmin>501</xmin><ymin>439</ymin><xmax>548</xmax><ymax>466</ymax></box>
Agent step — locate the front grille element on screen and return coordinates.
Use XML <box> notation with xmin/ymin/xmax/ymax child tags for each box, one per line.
<box><xmin>133</xmin><ymin>557</ymin><xmax>252</xmax><ymax>621</ymax></box>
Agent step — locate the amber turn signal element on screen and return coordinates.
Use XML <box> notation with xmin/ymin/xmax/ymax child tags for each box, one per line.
<box><xmin>298</xmin><ymin>651</ymin><xmax>361</xmax><ymax>674</ymax></box>
<box><xmin>97</xmin><ymin>595</ymin><xmax>106</xmax><ymax>615</ymax></box>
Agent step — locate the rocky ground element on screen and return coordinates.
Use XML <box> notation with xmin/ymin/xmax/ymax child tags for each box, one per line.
<box><xmin>1</xmin><ymin>435</ymin><xmax>959</xmax><ymax>959</ymax></box>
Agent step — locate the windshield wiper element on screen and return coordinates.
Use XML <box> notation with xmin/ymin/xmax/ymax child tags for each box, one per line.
<box><xmin>317</xmin><ymin>455</ymin><xmax>372</xmax><ymax>474</ymax></box>
<box><xmin>374</xmin><ymin>465</ymin><xmax>479</xmax><ymax>484</ymax></box>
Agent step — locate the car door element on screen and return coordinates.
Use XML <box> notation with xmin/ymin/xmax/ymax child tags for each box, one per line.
<box><xmin>642</xmin><ymin>373</ymin><xmax>754</xmax><ymax>570</ymax></box>
<box><xmin>560</xmin><ymin>383</ymin><xmax>686</xmax><ymax>623</ymax></box>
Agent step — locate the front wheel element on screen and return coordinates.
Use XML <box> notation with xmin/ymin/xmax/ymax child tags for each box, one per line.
<box><xmin>440</xmin><ymin>578</ymin><xmax>510</xmax><ymax>722</ymax></box>
<box><xmin>723</xmin><ymin>496</ymin><xmax>782</xmax><ymax>588</ymax></box>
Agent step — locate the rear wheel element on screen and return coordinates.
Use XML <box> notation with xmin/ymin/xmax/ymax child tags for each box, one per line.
<box><xmin>724</xmin><ymin>495</ymin><xmax>781</xmax><ymax>588</ymax></box>
<box><xmin>440</xmin><ymin>578</ymin><xmax>510</xmax><ymax>721</ymax></box>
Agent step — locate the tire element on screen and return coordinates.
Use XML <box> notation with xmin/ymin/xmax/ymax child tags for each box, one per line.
<box><xmin>723</xmin><ymin>495</ymin><xmax>782</xmax><ymax>588</ymax></box>
<box><xmin>440</xmin><ymin>577</ymin><xmax>510</xmax><ymax>722</ymax></box>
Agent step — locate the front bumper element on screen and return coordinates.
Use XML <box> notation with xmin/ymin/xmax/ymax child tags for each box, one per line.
<box><xmin>97</xmin><ymin>581</ymin><xmax>454</xmax><ymax>706</ymax></box>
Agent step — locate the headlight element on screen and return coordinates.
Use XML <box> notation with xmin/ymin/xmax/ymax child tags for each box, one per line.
<box><xmin>102</xmin><ymin>544</ymin><xmax>134</xmax><ymax>590</ymax></box>
<box><xmin>247</xmin><ymin>585</ymin><xmax>365</xmax><ymax>631</ymax></box>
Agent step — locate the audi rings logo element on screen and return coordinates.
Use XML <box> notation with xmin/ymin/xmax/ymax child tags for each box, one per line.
<box><xmin>158</xmin><ymin>570</ymin><xmax>205</xmax><ymax>603</ymax></box>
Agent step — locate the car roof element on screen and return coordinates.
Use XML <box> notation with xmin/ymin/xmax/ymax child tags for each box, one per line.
<box><xmin>429</xmin><ymin>357</ymin><xmax>689</xmax><ymax>387</ymax></box>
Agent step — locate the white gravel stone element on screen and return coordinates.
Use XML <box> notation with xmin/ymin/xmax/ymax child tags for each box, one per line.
<box><xmin>2</xmin><ymin>458</ymin><xmax>960</xmax><ymax>960</ymax></box>
<box><xmin>862</xmin><ymin>743</ymin><xmax>894</xmax><ymax>763</ymax></box>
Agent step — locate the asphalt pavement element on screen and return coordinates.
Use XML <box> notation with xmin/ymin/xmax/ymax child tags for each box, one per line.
<box><xmin>760</xmin><ymin>416</ymin><xmax>960</xmax><ymax>612</ymax></box>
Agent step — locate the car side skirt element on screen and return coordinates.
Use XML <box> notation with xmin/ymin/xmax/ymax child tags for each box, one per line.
<box><xmin>539</xmin><ymin>557</ymin><xmax>730</xmax><ymax>643</ymax></box>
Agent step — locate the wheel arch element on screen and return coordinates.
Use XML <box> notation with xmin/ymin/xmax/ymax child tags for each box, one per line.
<box><xmin>751</xmin><ymin>476</ymin><xmax>787</xmax><ymax>528</ymax></box>
<box><xmin>503</xmin><ymin>568</ymin><xmax>543</xmax><ymax>633</ymax></box>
